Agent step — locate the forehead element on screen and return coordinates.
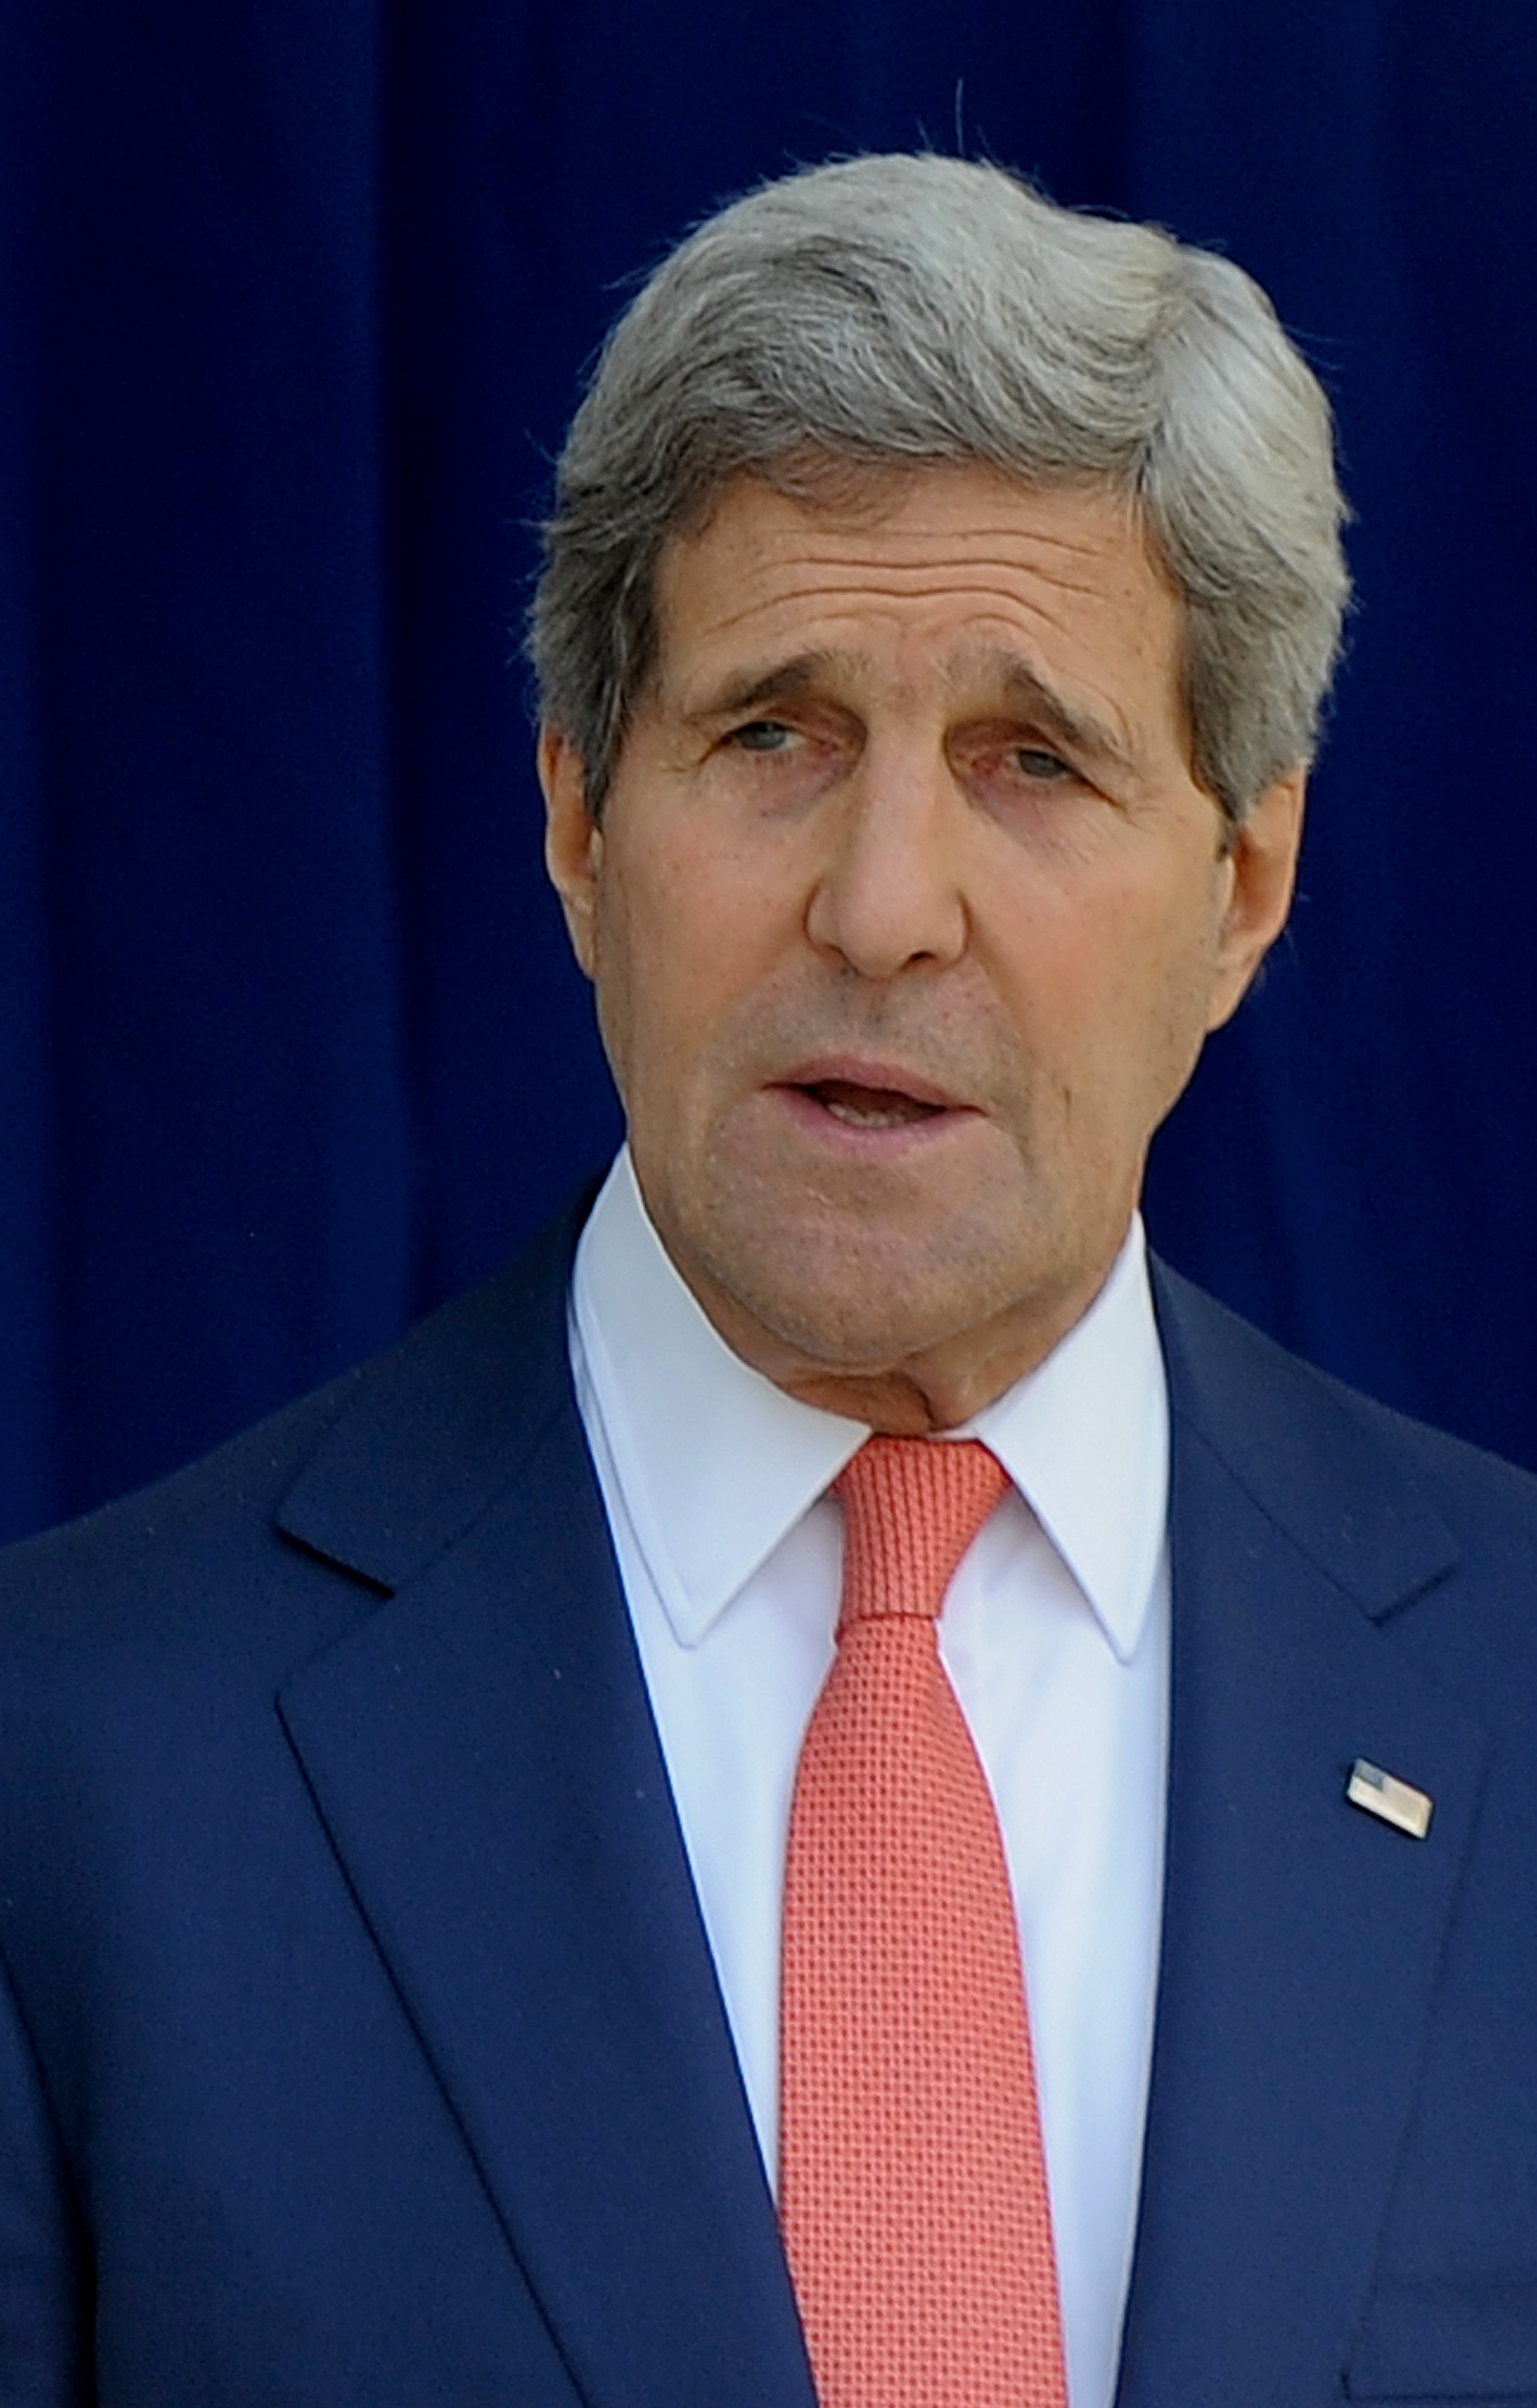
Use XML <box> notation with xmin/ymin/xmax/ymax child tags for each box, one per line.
<box><xmin>648</xmin><ymin>462</ymin><xmax>1188</xmax><ymax>745</ymax></box>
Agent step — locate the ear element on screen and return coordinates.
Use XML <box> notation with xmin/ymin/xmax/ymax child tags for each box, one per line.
<box><xmin>1205</xmin><ymin>766</ymin><xmax>1308</xmax><ymax>1031</ymax></box>
<box><xmin>538</xmin><ymin>725</ymin><xmax>602</xmax><ymax>980</ymax></box>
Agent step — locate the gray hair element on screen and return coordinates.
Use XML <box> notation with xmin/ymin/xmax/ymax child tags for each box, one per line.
<box><xmin>530</xmin><ymin>153</ymin><xmax>1349</xmax><ymax>822</ymax></box>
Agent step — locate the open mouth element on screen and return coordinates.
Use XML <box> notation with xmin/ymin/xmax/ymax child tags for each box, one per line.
<box><xmin>797</xmin><ymin>1078</ymin><xmax>948</xmax><ymax>1130</ymax></box>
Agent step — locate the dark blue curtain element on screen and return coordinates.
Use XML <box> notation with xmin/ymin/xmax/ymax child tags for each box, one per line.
<box><xmin>4</xmin><ymin>0</ymin><xmax>1535</xmax><ymax>1542</ymax></box>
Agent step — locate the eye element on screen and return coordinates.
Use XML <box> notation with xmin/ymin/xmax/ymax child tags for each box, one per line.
<box><xmin>949</xmin><ymin>724</ymin><xmax>1108</xmax><ymax>829</ymax></box>
<box><xmin>1011</xmin><ymin>745</ymin><xmax>1075</xmax><ymax>782</ymax></box>
<box><xmin>951</xmin><ymin>723</ymin><xmax>1087</xmax><ymax>793</ymax></box>
<box><xmin>724</xmin><ymin>718</ymin><xmax>799</xmax><ymax>754</ymax></box>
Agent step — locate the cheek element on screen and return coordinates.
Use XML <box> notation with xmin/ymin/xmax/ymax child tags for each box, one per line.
<box><xmin>1109</xmin><ymin>898</ymin><xmax>1231</xmax><ymax>1112</ymax></box>
<box><xmin>994</xmin><ymin>884</ymin><xmax>1219</xmax><ymax>1120</ymax></box>
<box><xmin>587</xmin><ymin>856</ymin><xmax>653</xmax><ymax>1104</ymax></box>
<box><xmin>644</xmin><ymin>820</ymin><xmax>805</xmax><ymax>989</ymax></box>
<box><xmin>590</xmin><ymin>839</ymin><xmax>750</xmax><ymax>1106</ymax></box>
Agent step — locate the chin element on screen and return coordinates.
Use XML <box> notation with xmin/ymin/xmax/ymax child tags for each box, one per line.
<box><xmin>703</xmin><ymin>1221</ymin><xmax>1026</xmax><ymax>1377</ymax></box>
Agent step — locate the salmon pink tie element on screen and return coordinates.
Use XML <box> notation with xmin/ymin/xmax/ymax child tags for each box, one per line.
<box><xmin>780</xmin><ymin>1436</ymin><xmax>1067</xmax><ymax>2408</ymax></box>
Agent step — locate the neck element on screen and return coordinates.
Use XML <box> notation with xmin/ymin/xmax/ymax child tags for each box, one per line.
<box><xmin>703</xmin><ymin>1288</ymin><xmax>1104</xmax><ymax>1434</ymax></box>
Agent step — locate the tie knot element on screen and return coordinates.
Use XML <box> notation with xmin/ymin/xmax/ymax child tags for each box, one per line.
<box><xmin>833</xmin><ymin>1437</ymin><xmax>1009</xmax><ymax>1630</ymax></box>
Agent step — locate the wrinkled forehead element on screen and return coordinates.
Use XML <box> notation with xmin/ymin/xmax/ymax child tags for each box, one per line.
<box><xmin>664</xmin><ymin>451</ymin><xmax>1152</xmax><ymax>564</ymax></box>
<box><xmin>647</xmin><ymin>455</ymin><xmax>1172</xmax><ymax>656</ymax></box>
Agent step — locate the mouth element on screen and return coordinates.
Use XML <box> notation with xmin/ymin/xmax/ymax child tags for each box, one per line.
<box><xmin>773</xmin><ymin>1059</ymin><xmax>970</xmax><ymax>1138</ymax></box>
<box><xmin>799</xmin><ymin>1078</ymin><xmax>945</xmax><ymax>1130</ymax></box>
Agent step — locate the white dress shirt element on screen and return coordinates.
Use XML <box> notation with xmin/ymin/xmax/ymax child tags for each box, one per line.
<box><xmin>569</xmin><ymin>1149</ymin><xmax>1170</xmax><ymax>2408</ymax></box>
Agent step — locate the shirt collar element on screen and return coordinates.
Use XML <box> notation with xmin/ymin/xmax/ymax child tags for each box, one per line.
<box><xmin>571</xmin><ymin>1148</ymin><xmax>1168</xmax><ymax>1664</ymax></box>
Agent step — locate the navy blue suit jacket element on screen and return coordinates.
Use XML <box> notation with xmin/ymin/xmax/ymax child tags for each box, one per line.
<box><xmin>1</xmin><ymin>1204</ymin><xmax>1535</xmax><ymax>2405</ymax></box>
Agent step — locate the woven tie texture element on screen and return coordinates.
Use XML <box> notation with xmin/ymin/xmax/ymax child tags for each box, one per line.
<box><xmin>780</xmin><ymin>1435</ymin><xmax>1067</xmax><ymax>2408</ymax></box>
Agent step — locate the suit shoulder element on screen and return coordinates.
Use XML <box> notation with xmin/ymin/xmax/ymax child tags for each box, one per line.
<box><xmin>0</xmin><ymin>1205</ymin><xmax>585</xmax><ymax>1659</ymax></box>
<box><xmin>0</xmin><ymin>1368</ymin><xmax>364</xmax><ymax>1628</ymax></box>
<box><xmin>1153</xmin><ymin>1260</ymin><xmax>1537</xmax><ymax>1540</ymax></box>
<box><xmin>1153</xmin><ymin>1259</ymin><xmax>1537</xmax><ymax>1730</ymax></box>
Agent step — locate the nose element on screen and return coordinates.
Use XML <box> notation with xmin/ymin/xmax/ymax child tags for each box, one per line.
<box><xmin>804</xmin><ymin>741</ymin><xmax>968</xmax><ymax>980</ymax></box>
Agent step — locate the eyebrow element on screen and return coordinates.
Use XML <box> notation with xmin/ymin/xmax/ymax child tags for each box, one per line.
<box><xmin>683</xmin><ymin>652</ymin><xmax>835</xmax><ymax>724</ymax></box>
<box><xmin>963</xmin><ymin>650</ymin><xmax>1139</xmax><ymax>778</ymax></box>
<box><xmin>683</xmin><ymin>643</ymin><xmax>1141</xmax><ymax>779</ymax></box>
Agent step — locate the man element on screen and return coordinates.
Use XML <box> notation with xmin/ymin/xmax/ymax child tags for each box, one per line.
<box><xmin>1</xmin><ymin>153</ymin><xmax>1534</xmax><ymax>2408</ymax></box>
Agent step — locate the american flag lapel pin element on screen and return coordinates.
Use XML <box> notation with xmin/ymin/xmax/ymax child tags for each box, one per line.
<box><xmin>1346</xmin><ymin>1757</ymin><xmax>1434</xmax><ymax>1839</ymax></box>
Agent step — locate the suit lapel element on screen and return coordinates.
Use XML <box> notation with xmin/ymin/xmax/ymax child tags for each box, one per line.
<box><xmin>274</xmin><ymin>1216</ymin><xmax>814</xmax><ymax>2408</ymax></box>
<box><xmin>1115</xmin><ymin>1270</ymin><xmax>1490</xmax><ymax>2407</ymax></box>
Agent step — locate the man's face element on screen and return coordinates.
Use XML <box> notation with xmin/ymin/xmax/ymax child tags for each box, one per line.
<box><xmin>543</xmin><ymin>464</ymin><xmax>1303</xmax><ymax>1431</ymax></box>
